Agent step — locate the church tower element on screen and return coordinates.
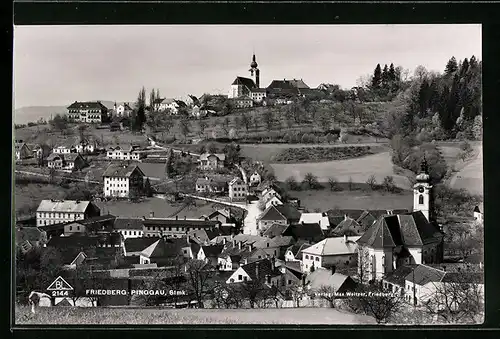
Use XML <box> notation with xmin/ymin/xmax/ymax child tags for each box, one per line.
<box><xmin>249</xmin><ymin>53</ymin><xmax>260</xmax><ymax>88</ymax></box>
<box><xmin>413</xmin><ymin>157</ymin><xmax>434</xmax><ymax>222</ymax></box>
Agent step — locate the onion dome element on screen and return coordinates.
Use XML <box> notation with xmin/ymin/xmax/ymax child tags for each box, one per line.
<box><xmin>250</xmin><ymin>54</ymin><xmax>258</xmax><ymax>68</ymax></box>
<box><xmin>416</xmin><ymin>156</ymin><xmax>430</xmax><ymax>183</ymax></box>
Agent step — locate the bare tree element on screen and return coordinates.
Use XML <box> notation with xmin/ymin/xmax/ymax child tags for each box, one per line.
<box><xmin>328</xmin><ymin>177</ymin><xmax>339</xmax><ymax>191</ymax></box>
<box><xmin>184</xmin><ymin>259</ymin><xmax>215</xmax><ymax>308</ymax></box>
<box><xmin>316</xmin><ymin>285</ymin><xmax>338</xmax><ymax>308</ymax></box>
<box><xmin>241</xmin><ymin>279</ymin><xmax>269</xmax><ymax>309</ymax></box>
<box><xmin>423</xmin><ymin>271</ymin><xmax>484</xmax><ymax>324</ymax></box>
<box><xmin>197</xmin><ymin>119</ymin><xmax>208</xmax><ymax>138</ymax></box>
<box><xmin>302</xmin><ymin>172</ymin><xmax>319</xmax><ymax>190</ymax></box>
<box><xmin>366</xmin><ymin>175</ymin><xmax>378</xmax><ymax>190</ymax></box>
<box><xmin>241</xmin><ymin>112</ymin><xmax>251</xmax><ymax>132</ymax></box>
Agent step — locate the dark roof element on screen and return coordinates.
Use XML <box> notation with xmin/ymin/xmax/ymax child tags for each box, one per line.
<box><xmin>441</xmin><ymin>272</ymin><xmax>484</xmax><ymax>284</ymax></box>
<box><xmin>190</xmin><ymin>242</ymin><xmax>201</xmax><ymax>256</ymax></box>
<box><xmin>142</xmin><ymin>238</ymin><xmax>185</xmax><ymax>259</ymax></box>
<box><xmin>328</xmin><ymin>216</ymin><xmax>345</xmax><ymax>228</ymax></box>
<box><xmin>47</xmin><ymin>235</ymin><xmax>101</xmax><ymax>249</ymax></box>
<box><xmin>405</xmin><ymin>264</ymin><xmax>446</xmax><ymax>285</ymax></box>
<box><xmin>114</xmin><ymin>217</ymin><xmax>144</xmax><ymax>230</ymax></box>
<box><xmin>328</xmin><ymin>209</ymin><xmax>366</xmax><ymax>220</ymax></box>
<box><xmin>259</xmin><ymin>205</ymin><xmax>287</xmax><ymax>221</ymax></box>
<box><xmin>283</xmin><ymin>223</ymin><xmax>324</xmax><ymax>242</ymax></box>
<box><xmin>383</xmin><ymin>264</ymin><xmax>418</xmax><ymax>286</ymax></box>
<box><xmin>267</xmin><ymin>80</ymin><xmax>299</xmax><ymax>90</ymax></box>
<box><xmin>16</xmin><ymin>227</ymin><xmax>45</xmax><ymax>244</ymax></box>
<box><xmin>473</xmin><ymin>206</ymin><xmax>481</xmax><ymax>213</ymax></box>
<box><xmin>357</xmin><ymin>211</ymin><xmax>442</xmax><ymax>249</ymax></box>
<box><xmin>262</xmin><ymin>224</ymin><xmax>288</xmax><ymax>238</ymax></box>
<box><xmin>275</xmin><ymin>204</ymin><xmax>301</xmax><ymax>222</ymax></box>
<box><xmin>331</xmin><ymin>218</ymin><xmax>364</xmax><ymax>236</ymax></box>
<box><xmin>143</xmin><ymin>218</ymin><xmax>221</xmax><ymax>228</ymax></box>
<box><xmin>79</xmin><ymin>214</ymin><xmax>116</xmax><ymax>226</ymax></box>
<box><xmin>124</xmin><ymin>237</ymin><xmax>161</xmax><ymax>253</ymax></box>
<box><xmin>201</xmin><ymin>245</ymin><xmax>224</xmax><ymax>257</ymax></box>
<box><xmin>241</xmin><ymin>258</ymin><xmax>281</xmax><ymax>281</ymax></box>
<box><xmin>103</xmin><ymin>164</ymin><xmax>145</xmax><ymax>178</ymax></box>
<box><xmin>286</xmin><ymin>242</ymin><xmax>310</xmax><ymax>260</ymax></box>
<box><xmin>67</xmin><ymin>101</ymin><xmax>108</xmax><ymax>110</ymax></box>
<box><xmin>231</xmin><ymin>76</ymin><xmax>256</xmax><ymax>89</ymax></box>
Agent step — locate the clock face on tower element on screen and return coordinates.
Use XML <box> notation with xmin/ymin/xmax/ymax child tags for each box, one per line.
<box><xmin>418</xmin><ymin>186</ymin><xmax>425</xmax><ymax>193</ymax></box>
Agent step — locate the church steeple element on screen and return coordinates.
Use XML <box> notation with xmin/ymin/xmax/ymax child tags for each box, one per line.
<box><xmin>249</xmin><ymin>53</ymin><xmax>260</xmax><ymax>88</ymax></box>
<box><xmin>413</xmin><ymin>155</ymin><xmax>433</xmax><ymax>222</ymax></box>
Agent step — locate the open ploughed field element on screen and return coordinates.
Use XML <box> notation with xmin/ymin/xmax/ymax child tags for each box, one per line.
<box><xmin>15</xmin><ymin>306</ymin><xmax>375</xmax><ymax>325</ymax></box>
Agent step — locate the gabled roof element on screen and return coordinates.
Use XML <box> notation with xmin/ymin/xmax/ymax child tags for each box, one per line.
<box><xmin>16</xmin><ymin>227</ymin><xmax>45</xmax><ymax>244</ymax></box>
<box><xmin>200</xmin><ymin>245</ymin><xmax>224</xmax><ymax>257</ymax></box>
<box><xmin>229</xmin><ymin>177</ymin><xmax>245</xmax><ymax>186</ymax></box>
<box><xmin>142</xmin><ymin>218</ymin><xmax>220</xmax><ymax>228</ymax></box>
<box><xmin>199</xmin><ymin>153</ymin><xmax>226</xmax><ymax>161</ymax></box>
<box><xmin>124</xmin><ymin>237</ymin><xmax>160</xmax><ymax>253</ymax></box>
<box><xmin>404</xmin><ymin>264</ymin><xmax>446</xmax><ymax>286</ymax></box>
<box><xmin>114</xmin><ymin>217</ymin><xmax>144</xmax><ymax>230</ymax></box>
<box><xmin>47</xmin><ymin>152</ymin><xmax>82</xmax><ymax>162</ymax></box>
<box><xmin>303</xmin><ymin>236</ymin><xmax>360</xmax><ymax>256</ymax></box>
<box><xmin>283</xmin><ymin>223</ymin><xmax>324</xmax><ymax>242</ymax></box>
<box><xmin>231</xmin><ymin>76</ymin><xmax>256</xmax><ymax>89</ymax></box>
<box><xmin>103</xmin><ymin>163</ymin><xmax>145</xmax><ymax>178</ymax></box>
<box><xmin>299</xmin><ymin>213</ymin><xmax>330</xmax><ymax>230</ymax></box>
<box><xmin>356</xmin><ymin>216</ymin><xmax>399</xmax><ymax>248</ymax></box>
<box><xmin>262</xmin><ymin>223</ymin><xmax>288</xmax><ymax>238</ymax></box>
<box><xmin>67</xmin><ymin>101</ymin><xmax>108</xmax><ymax>110</ymax></box>
<box><xmin>140</xmin><ymin>238</ymin><xmax>184</xmax><ymax>259</ymax></box>
<box><xmin>107</xmin><ymin>144</ymin><xmax>134</xmax><ymax>152</ymax></box>
<box><xmin>473</xmin><ymin>205</ymin><xmax>481</xmax><ymax>213</ymax></box>
<box><xmin>37</xmin><ymin>200</ymin><xmax>91</xmax><ymax>213</ymax></box>
<box><xmin>383</xmin><ymin>264</ymin><xmax>418</xmax><ymax>287</ymax></box>
<box><xmin>240</xmin><ymin>258</ymin><xmax>281</xmax><ymax>281</ymax></box>
<box><xmin>286</xmin><ymin>241</ymin><xmax>310</xmax><ymax>258</ymax></box>
<box><xmin>259</xmin><ymin>205</ymin><xmax>287</xmax><ymax>221</ymax></box>
<box><xmin>306</xmin><ymin>268</ymin><xmax>353</xmax><ymax>291</ymax></box>
<box><xmin>275</xmin><ymin>204</ymin><xmax>301</xmax><ymax>223</ymax></box>
<box><xmin>331</xmin><ymin>217</ymin><xmax>364</xmax><ymax>236</ymax></box>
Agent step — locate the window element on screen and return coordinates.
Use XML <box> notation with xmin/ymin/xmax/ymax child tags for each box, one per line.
<box><xmin>69</xmin><ymin>226</ymin><xmax>72</xmax><ymax>231</ymax></box>
<box><xmin>244</xmin><ymin>276</ymin><xmax>248</xmax><ymax>281</ymax></box>
<box><xmin>77</xmin><ymin>225</ymin><xmax>80</xmax><ymax>231</ymax></box>
<box><xmin>238</xmin><ymin>275</ymin><xmax>242</xmax><ymax>281</ymax></box>
<box><xmin>419</xmin><ymin>195</ymin><xmax>424</xmax><ymax>205</ymax></box>
<box><xmin>305</xmin><ymin>255</ymin><xmax>309</xmax><ymax>259</ymax></box>
<box><xmin>288</xmin><ymin>280</ymin><xmax>292</xmax><ymax>285</ymax></box>
<box><xmin>315</xmin><ymin>257</ymin><xmax>319</xmax><ymax>262</ymax></box>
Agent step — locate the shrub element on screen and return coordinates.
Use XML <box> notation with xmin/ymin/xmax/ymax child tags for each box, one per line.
<box><xmin>382</xmin><ymin>176</ymin><xmax>396</xmax><ymax>192</ymax></box>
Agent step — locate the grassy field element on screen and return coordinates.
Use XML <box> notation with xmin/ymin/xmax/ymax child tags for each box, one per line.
<box><xmin>95</xmin><ymin>197</ymin><xmax>219</xmax><ymax>219</ymax></box>
<box><xmin>448</xmin><ymin>145</ymin><xmax>483</xmax><ymax>196</ymax></box>
<box><xmin>271</xmin><ymin>151</ymin><xmax>411</xmax><ymax>189</ymax></box>
<box><xmin>15</xmin><ymin>305</ymin><xmax>375</xmax><ymax>325</ymax></box>
<box><xmin>291</xmin><ymin>188</ymin><xmax>413</xmax><ymax>212</ymax></box>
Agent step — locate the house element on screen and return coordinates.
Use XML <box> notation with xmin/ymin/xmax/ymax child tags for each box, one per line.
<box><xmin>191</xmin><ymin>105</ymin><xmax>205</xmax><ymax>119</ymax></box>
<box><xmin>52</xmin><ymin>144</ymin><xmax>76</xmax><ymax>154</ymax></box>
<box><xmin>262</xmin><ymin>223</ymin><xmax>288</xmax><ymax>238</ymax></box>
<box><xmin>249</xmin><ymin>88</ymin><xmax>267</xmax><ymax>103</ymax></box>
<box><xmin>302</xmin><ymin>235</ymin><xmax>361</xmax><ymax>273</ymax></box>
<box><xmin>15</xmin><ymin>141</ymin><xmax>31</xmax><ymax>161</ymax></box>
<box><xmin>113</xmin><ymin>217</ymin><xmax>144</xmax><ymax>239</ymax></box>
<box><xmin>198</xmin><ymin>153</ymin><xmax>226</xmax><ymax>170</ymax></box>
<box><xmin>30</xmin><ymin>143</ymin><xmax>51</xmax><ymax>160</ymax></box>
<box><xmin>36</xmin><ymin>199</ymin><xmax>100</xmax><ymax>227</ymax></box>
<box><xmin>184</xmin><ymin>95</ymin><xmax>200</xmax><ymax>108</ymax></box>
<box><xmin>284</xmin><ymin>242</ymin><xmax>310</xmax><ymax>262</ymax></box>
<box><xmin>16</xmin><ymin>226</ymin><xmax>47</xmax><ymax>254</ymax></box>
<box><xmin>264</xmin><ymin>196</ymin><xmax>283</xmax><ymax>210</ymax></box>
<box><xmin>114</xmin><ymin>102</ymin><xmax>133</xmax><ymax>117</ymax></box>
<box><xmin>139</xmin><ymin>238</ymin><xmax>185</xmax><ymax>266</ymax></box>
<box><xmin>305</xmin><ymin>267</ymin><xmax>357</xmax><ymax>294</ymax></box>
<box><xmin>356</xmin><ymin>211</ymin><xmax>444</xmax><ymax>282</ymax></box>
<box><xmin>228</xmin><ymin>177</ymin><xmax>247</xmax><ymax>201</ymax></box>
<box><xmin>67</xmin><ymin>101</ymin><xmax>108</xmax><ymax>123</ymax></box>
<box><xmin>195</xmin><ymin>177</ymin><xmax>228</xmax><ymax>194</ymax></box>
<box><xmin>102</xmin><ymin>163</ymin><xmax>145</xmax><ymax>199</ymax></box>
<box><xmin>228</xmin><ymin>76</ymin><xmax>256</xmax><ymax>99</ymax></box>
<box><xmin>401</xmin><ymin>264</ymin><xmax>447</xmax><ymax>306</ymax></box>
<box><xmin>63</xmin><ymin>221</ymin><xmax>87</xmax><ymax>236</ymax></box>
<box><xmin>106</xmin><ymin>144</ymin><xmax>141</xmax><ymax>161</ymax></box>
<box><xmin>142</xmin><ymin>216</ymin><xmax>221</xmax><ymax>238</ymax></box>
<box><xmin>158</xmin><ymin>98</ymin><xmax>188</xmax><ymax>115</ymax></box>
<box><xmin>225</xmin><ymin>258</ymin><xmax>282</xmax><ymax>286</ymax></box>
<box><xmin>329</xmin><ymin>216</ymin><xmax>364</xmax><ymax>236</ymax></box>
<box><xmin>282</xmin><ymin>222</ymin><xmax>325</xmax><ymax>244</ymax></box>
<box><xmin>123</xmin><ymin>237</ymin><xmax>160</xmax><ymax>257</ymax></box>
<box><xmin>473</xmin><ymin>205</ymin><xmax>483</xmax><ymax>223</ymax></box>
<box><xmin>298</xmin><ymin>213</ymin><xmax>330</xmax><ymax>231</ymax></box>
<box><xmin>261</xmin><ymin>187</ymin><xmax>281</xmax><ymax>202</ymax></box>
<box><xmin>47</xmin><ymin>153</ymin><xmax>87</xmax><ymax>172</ymax></box>
<box><xmin>152</xmin><ymin>97</ymin><xmax>165</xmax><ymax>111</ymax></box>
<box><xmin>206</xmin><ymin>208</ymin><xmax>245</xmax><ymax>226</ymax></box>
<box><xmin>249</xmin><ymin>171</ymin><xmax>262</xmax><ymax>186</ymax></box>
<box><xmin>257</xmin><ymin>204</ymin><xmax>301</xmax><ymax>232</ymax></box>
<box><xmin>231</xmin><ymin>95</ymin><xmax>254</xmax><ymax>109</ymax></box>
<box><xmin>74</xmin><ymin>138</ymin><xmax>97</xmax><ymax>154</ymax></box>
<box><xmin>197</xmin><ymin>245</ymin><xmax>224</xmax><ymax>266</ymax></box>
<box><xmin>37</xmin><ymin>214</ymin><xmax>116</xmax><ymax>237</ymax></box>
<box><xmin>382</xmin><ymin>264</ymin><xmax>418</xmax><ymax>297</ymax></box>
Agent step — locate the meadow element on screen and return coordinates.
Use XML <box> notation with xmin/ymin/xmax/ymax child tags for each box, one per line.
<box><xmin>15</xmin><ymin>305</ymin><xmax>375</xmax><ymax>325</ymax></box>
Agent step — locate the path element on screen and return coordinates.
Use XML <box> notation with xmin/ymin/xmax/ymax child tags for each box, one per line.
<box><xmin>15</xmin><ymin>170</ymin><xmax>101</xmax><ymax>184</ymax></box>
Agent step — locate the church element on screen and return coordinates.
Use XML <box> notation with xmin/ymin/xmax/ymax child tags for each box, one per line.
<box><xmin>228</xmin><ymin>54</ymin><xmax>313</xmax><ymax>106</ymax></box>
<box><xmin>356</xmin><ymin>159</ymin><xmax>445</xmax><ymax>283</ymax></box>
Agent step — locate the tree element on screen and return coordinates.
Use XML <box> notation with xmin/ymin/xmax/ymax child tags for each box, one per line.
<box><xmin>366</xmin><ymin>175</ymin><xmax>378</xmax><ymax>190</ymax></box>
<box><xmin>184</xmin><ymin>260</ymin><xmax>215</xmax><ymax>308</ymax></box>
<box><xmin>328</xmin><ymin>177</ymin><xmax>339</xmax><ymax>191</ymax></box>
<box><xmin>179</xmin><ymin>118</ymin><xmax>191</xmax><ymax>140</ymax></box>
<box><xmin>285</xmin><ymin>176</ymin><xmax>300</xmax><ymax>191</ymax></box>
<box><xmin>223</xmin><ymin>143</ymin><xmax>241</xmax><ymax>166</ymax></box>
<box><xmin>302</xmin><ymin>172</ymin><xmax>319</xmax><ymax>190</ymax></box>
<box><xmin>143</xmin><ymin>178</ymin><xmax>153</xmax><ymax>197</ymax></box>
<box><xmin>318</xmin><ymin>111</ymin><xmax>331</xmax><ymax>131</ymax></box>
<box><xmin>50</xmin><ymin>114</ymin><xmax>68</xmax><ymax>132</ymax></box>
<box><xmin>197</xmin><ymin>119</ymin><xmax>208</xmax><ymax>138</ymax></box>
<box><xmin>347</xmin><ymin>176</ymin><xmax>354</xmax><ymax>191</ymax></box>
<box><xmin>472</xmin><ymin>115</ymin><xmax>482</xmax><ymax>140</ymax></box>
<box><xmin>423</xmin><ymin>269</ymin><xmax>484</xmax><ymax>324</ymax></box>
<box><xmin>382</xmin><ymin>176</ymin><xmax>396</xmax><ymax>192</ymax></box>
<box><xmin>381</xmin><ymin>64</ymin><xmax>390</xmax><ymax>90</ymax></box>
<box><xmin>371</xmin><ymin>64</ymin><xmax>382</xmax><ymax>89</ymax></box>
<box><xmin>241</xmin><ymin>112</ymin><xmax>251</xmax><ymax>132</ymax></box>
<box><xmin>347</xmin><ymin>284</ymin><xmax>405</xmax><ymax>324</ymax></box>
<box><xmin>221</xmin><ymin>117</ymin><xmax>230</xmax><ymax>137</ymax></box>
<box><xmin>445</xmin><ymin>56</ymin><xmax>459</xmax><ymax>76</ymax></box>
<box><xmin>316</xmin><ymin>285</ymin><xmax>338</xmax><ymax>308</ymax></box>
<box><xmin>262</xmin><ymin>110</ymin><xmax>274</xmax><ymax>131</ymax></box>
<box><xmin>241</xmin><ymin>279</ymin><xmax>269</xmax><ymax>309</ymax></box>
<box><xmin>133</xmin><ymin>87</ymin><xmax>147</xmax><ymax>131</ymax></box>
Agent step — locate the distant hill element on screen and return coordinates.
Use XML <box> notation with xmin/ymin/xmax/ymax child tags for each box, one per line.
<box><xmin>14</xmin><ymin>100</ymin><xmax>117</xmax><ymax>125</ymax></box>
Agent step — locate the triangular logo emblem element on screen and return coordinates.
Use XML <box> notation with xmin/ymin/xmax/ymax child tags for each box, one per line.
<box><xmin>47</xmin><ymin>276</ymin><xmax>74</xmax><ymax>291</ymax></box>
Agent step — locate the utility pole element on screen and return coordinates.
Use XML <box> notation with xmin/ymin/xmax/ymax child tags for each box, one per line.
<box><xmin>413</xmin><ymin>267</ymin><xmax>417</xmax><ymax>308</ymax></box>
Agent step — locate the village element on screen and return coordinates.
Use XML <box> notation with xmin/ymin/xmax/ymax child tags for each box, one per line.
<box><xmin>14</xmin><ymin>51</ymin><xmax>484</xmax><ymax>325</ymax></box>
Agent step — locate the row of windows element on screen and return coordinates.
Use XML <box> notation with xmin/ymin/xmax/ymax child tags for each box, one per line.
<box><xmin>304</xmin><ymin>254</ymin><xmax>320</xmax><ymax>262</ymax></box>
<box><xmin>67</xmin><ymin>225</ymin><xmax>82</xmax><ymax>231</ymax></box>
<box><xmin>38</xmin><ymin>212</ymin><xmax>81</xmax><ymax>219</ymax></box>
<box><xmin>106</xmin><ymin>189</ymin><xmax>127</xmax><ymax>194</ymax></box>
<box><xmin>106</xmin><ymin>183</ymin><xmax>128</xmax><ymax>187</ymax></box>
<box><xmin>107</xmin><ymin>178</ymin><xmax>127</xmax><ymax>182</ymax></box>
<box><xmin>122</xmin><ymin>230</ymin><xmax>141</xmax><ymax>236</ymax></box>
<box><xmin>145</xmin><ymin>226</ymin><xmax>202</xmax><ymax>232</ymax></box>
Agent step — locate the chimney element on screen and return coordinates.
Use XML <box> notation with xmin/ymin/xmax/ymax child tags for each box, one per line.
<box><xmin>222</xmin><ymin>237</ymin><xmax>227</xmax><ymax>245</ymax></box>
<box><xmin>248</xmin><ymin>244</ymin><xmax>252</xmax><ymax>252</ymax></box>
<box><xmin>271</xmin><ymin>256</ymin><xmax>275</xmax><ymax>270</ymax></box>
<box><xmin>184</xmin><ymin>216</ymin><xmax>186</xmax><ymax>220</ymax></box>
<box><xmin>302</xmin><ymin>274</ymin><xmax>306</xmax><ymax>287</ymax></box>
<box><xmin>149</xmin><ymin>211</ymin><xmax>154</xmax><ymax>218</ymax></box>
<box><xmin>238</xmin><ymin>241</ymin><xmax>242</xmax><ymax>250</ymax></box>
<box><xmin>232</xmin><ymin>238</ymin><xmax>236</xmax><ymax>247</ymax></box>
<box><xmin>344</xmin><ymin>234</ymin><xmax>347</xmax><ymax>243</ymax></box>
<box><xmin>301</xmin><ymin>221</ymin><xmax>304</xmax><ymax>225</ymax></box>
<box><xmin>344</xmin><ymin>214</ymin><xmax>348</xmax><ymax>220</ymax></box>
<box><xmin>331</xmin><ymin>266</ymin><xmax>336</xmax><ymax>275</ymax></box>
<box><xmin>442</xmin><ymin>265</ymin><xmax>446</xmax><ymax>272</ymax></box>
<box><xmin>255</xmin><ymin>262</ymin><xmax>259</xmax><ymax>281</ymax></box>
<box><xmin>176</xmin><ymin>215</ymin><xmax>178</xmax><ymax>220</ymax></box>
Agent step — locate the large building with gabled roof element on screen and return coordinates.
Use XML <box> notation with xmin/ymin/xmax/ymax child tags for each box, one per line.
<box><xmin>67</xmin><ymin>101</ymin><xmax>108</xmax><ymax>123</ymax></box>
<box><xmin>103</xmin><ymin>163</ymin><xmax>145</xmax><ymax>198</ymax></box>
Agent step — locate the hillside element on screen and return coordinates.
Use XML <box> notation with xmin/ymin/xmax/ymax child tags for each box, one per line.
<box><xmin>14</xmin><ymin>100</ymin><xmax>117</xmax><ymax>124</ymax></box>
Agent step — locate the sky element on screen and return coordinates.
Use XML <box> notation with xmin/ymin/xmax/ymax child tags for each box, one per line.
<box><xmin>13</xmin><ymin>24</ymin><xmax>481</xmax><ymax>108</ymax></box>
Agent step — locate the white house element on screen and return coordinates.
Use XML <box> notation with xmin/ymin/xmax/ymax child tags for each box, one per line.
<box><xmin>301</xmin><ymin>235</ymin><xmax>360</xmax><ymax>273</ymax></box>
<box><xmin>74</xmin><ymin>139</ymin><xmax>96</xmax><ymax>154</ymax></box>
<box><xmin>261</xmin><ymin>187</ymin><xmax>281</xmax><ymax>202</ymax></box>
<box><xmin>114</xmin><ymin>217</ymin><xmax>144</xmax><ymax>239</ymax></box>
<box><xmin>52</xmin><ymin>145</ymin><xmax>75</xmax><ymax>154</ymax></box>
<box><xmin>225</xmin><ymin>258</ymin><xmax>281</xmax><ymax>286</ymax></box>
<box><xmin>114</xmin><ymin>102</ymin><xmax>133</xmax><ymax>117</ymax></box>
<box><xmin>158</xmin><ymin>99</ymin><xmax>187</xmax><ymax>115</ymax></box>
<box><xmin>36</xmin><ymin>199</ymin><xmax>100</xmax><ymax>227</ymax></box>
<box><xmin>249</xmin><ymin>171</ymin><xmax>262</xmax><ymax>186</ymax></box>
<box><xmin>103</xmin><ymin>164</ymin><xmax>145</xmax><ymax>198</ymax></box>
<box><xmin>473</xmin><ymin>205</ymin><xmax>483</xmax><ymax>223</ymax></box>
<box><xmin>228</xmin><ymin>177</ymin><xmax>247</xmax><ymax>201</ymax></box>
<box><xmin>265</xmin><ymin>196</ymin><xmax>283</xmax><ymax>210</ymax></box>
<box><xmin>299</xmin><ymin>213</ymin><xmax>330</xmax><ymax>231</ymax></box>
<box><xmin>107</xmin><ymin>144</ymin><xmax>141</xmax><ymax>161</ymax></box>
